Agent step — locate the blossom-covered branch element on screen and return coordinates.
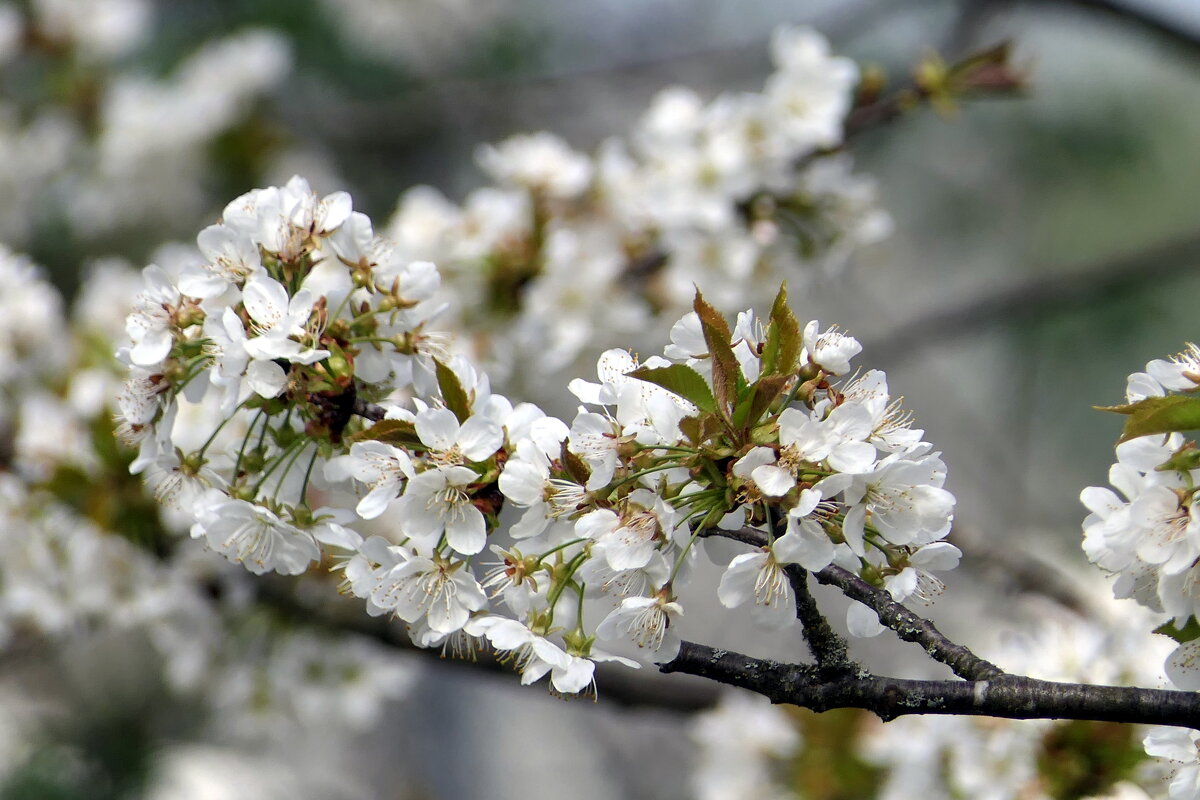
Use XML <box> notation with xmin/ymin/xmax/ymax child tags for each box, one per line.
<box><xmin>115</xmin><ymin>158</ymin><xmax>965</xmax><ymax>696</ymax></box>
<box><xmin>83</xmin><ymin>21</ymin><xmax>1200</xmax><ymax>797</ymax></box>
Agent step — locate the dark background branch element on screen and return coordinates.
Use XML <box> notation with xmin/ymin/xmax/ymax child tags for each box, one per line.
<box><xmin>1051</xmin><ymin>0</ymin><xmax>1200</xmax><ymax>56</ymax></box>
<box><xmin>259</xmin><ymin>577</ymin><xmax>720</xmax><ymax>713</ymax></box>
<box><xmin>866</xmin><ymin>229</ymin><xmax>1200</xmax><ymax>364</ymax></box>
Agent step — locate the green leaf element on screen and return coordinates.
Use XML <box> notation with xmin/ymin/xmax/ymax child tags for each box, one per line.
<box><xmin>435</xmin><ymin>358</ymin><xmax>472</xmax><ymax>424</ymax></box>
<box><xmin>346</xmin><ymin>418</ymin><xmax>420</xmax><ymax>447</ymax></box>
<box><xmin>694</xmin><ymin>290</ymin><xmax>738</xmax><ymax>417</ymax></box>
<box><xmin>732</xmin><ymin>374</ymin><xmax>791</xmax><ymax>431</ymax></box>
<box><xmin>761</xmin><ymin>283</ymin><xmax>801</xmax><ymax>377</ymax></box>
<box><xmin>1155</xmin><ymin>617</ymin><xmax>1200</xmax><ymax>644</ymax></box>
<box><xmin>1100</xmin><ymin>395</ymin><xmax>1200</xmax><ymax>442</ymax></box>
<box><xmin>679</xmin><ymin>415</ymin><xmax>703</xmax><ymax>446</ymax></box>
<box><xmin>628</xmin><ymin>364</ymin><xmax>715</xmax><ymax>414</ymax></box>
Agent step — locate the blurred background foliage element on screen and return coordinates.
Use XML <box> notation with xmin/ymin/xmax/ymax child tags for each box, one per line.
<box><xmin>4</xmin><ymin>0</ymin><xmax>1200</xmax><ymax>797</ymax></box>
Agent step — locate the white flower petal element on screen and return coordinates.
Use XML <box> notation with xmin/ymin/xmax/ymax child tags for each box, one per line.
<box><xmin>846</xmin><ymin>603</ymin><xmax>884</xmax><ymax>638</ymax></box>
<box><xmin>457</xmin><ymin>415</ymin><xmax>504</xmax><ymax>461</ymax></box>
<box><xmin>751</xmin><ymin>464</ymin><xmax>794</xmax><ymax>497</ymax></box>
<box><xmin>416</xmin><ymin>407</ymin><xmax>460</xmax><ymax>452</ymax></box>
<box><xmin>446</xmin><ymin>506</ymin><xmax>487</xmax><ymax>555</ymax></box>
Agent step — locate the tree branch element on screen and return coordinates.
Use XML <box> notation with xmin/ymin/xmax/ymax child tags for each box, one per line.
<box><xmin>786</xmin><ymin>564</ymin><xmax>856</xmax><ymax>677</ymax></box>
<box><xmin>256</xmin><ymin>533</ymin><xmax>1196</xmax><ymax>728</ymax></box>
<box><xmin>719</xmin><ymin>525</ymin><xmax>1005</xmax><ymax>680</ymax></box>
<box><xmin>1052</xmin><ymin>0</ymin><xmax>1200</xmax><ymax>57</ymax></box>
<box><xmin>718</xmin><ymin>517</ymin><xmax>857</xmax><ymax>675</ymax></box>
<box><xmin>813</xmin><ymin>563</ymin><xmax>1006</xmax><ymax>681</ymax></box>
<box><xmin>661</xmin><ymin>640</ymin><xmax>1200</xmax><ymax>728</ymax></box>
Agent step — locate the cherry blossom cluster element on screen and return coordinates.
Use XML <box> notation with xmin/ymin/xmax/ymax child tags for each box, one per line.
<box><xmin>1082</xmin><ymin>346</ymin><xmax>1200</xmax><ymax>689</ymax></box>
<box><xmin>0</xmin><ymin>244</ymin><xmax>69</xmax><ymax>394</ymax></box>
<box><xmin>0</xmin><ymin>473</ymin><xmax>410</xmax><ymax>742</ymax></box>
<box><xmin>384</xmin><ymin>26</ymin><xmax>889</xmax><ymax>386</ymax></box>
<box><xmin>0</xmin><ymin>239</ymin><xmax>414</xmax><ymax>748</ymax></box>
<box><xmin>118</xmin><ymin>175</ymin><xmax>955</xmax><ymax>695</ymax></box>
<box><xmin>1082</xmin><ymin>345</ymin><xmax>1200</xmax><ymax>798</ymax></box>
<box><xmin>0</xmin><ymin>472</ymin><xmax>193</xmax><ymax>650</ymax></box>
<box><xmin>317</xmin><ymin>0</ymin><xmax>507</xmax><ymax>70</ymax></box>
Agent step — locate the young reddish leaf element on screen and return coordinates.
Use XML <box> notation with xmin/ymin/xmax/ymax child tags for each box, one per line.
<box><xmin>1100</xmin><ymin>395</ymin><xmax>1200</xmax><ymax>442</ymax></box>
<box><xmin>698</xmin><ymin>414</ymin><xmax>725</xmax><ymax>444</ymax></box>
<box><xmin>692</xmin><ymin>289</ymin><xmax>732</xmax><ymax>342</ymax></box>
<box><xmin>694</xmin><ymin>290</ymin><xmax>738</xmax><ymax>417</ymax></box>
<box><xmin>762</xmin><ymin>283</ymin><xmax>801</xmax><ymax>377</ymax></box>
<box><xmin>679</xmin><ymin>415</ymin><xmax>703</xmax><ymax>446</ymax></box>
<box><xmin>434</xmin><ymin>358</ymin><xmax>472</xmax><ymax>424</ymax></box>
<box><xmin>628</xmin><ymin>364</ymin><xmax>715</xmax><ymax>414</ymax></box>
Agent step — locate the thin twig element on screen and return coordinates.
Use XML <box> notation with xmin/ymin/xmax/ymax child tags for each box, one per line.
<box><xmin>747</xmin><ymin>512</ymin><xmax>856</xmax><ymax>675</ymax></box>
<box><xmin>813</xmin><ymin>564</ymin><xmax>1006</xmax><ymax>680</ymax></box>
<box><xmin>721</xmin><ymin>526</ymin><xmax>1004</xmax><ymax>680</ymax></box>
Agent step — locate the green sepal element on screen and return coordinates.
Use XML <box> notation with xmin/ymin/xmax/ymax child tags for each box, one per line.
<box><xmin>1158</xmin><ymin>442</ymin><xmax>1200</xmax><ymax>473</ymax></box>
<box><xmin>628</xmin><ymin>364</ymin><xmax>715</xmax><ymax>414</ymax></box>
<box><xmin>1099</xmin><ymin>395</ymin><xmax>1200</xmax><ymax>443</ymax></box>
<box><xmin>1154</xmin><ymin>617</ymin><xmax>1200</xmax><ymax>644</ymax></box>
<box><xmin>245</xmin><ymin>395</ymin><xmax>287</xmax><ymax>416</ymax></box>
<box><xmin>696</xmin><ymin>504</ymin><xmax>730</xmax><ymax>531</ymax></box>
<box><xmin>271</xmin><ymin>424</ymin><xmax>301</xmax><ymax>449</ymax></box>
<box><xmin>434</xmin><ymin>357</ymin><xmax>472</xmax><ymax>424</ymax></box>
